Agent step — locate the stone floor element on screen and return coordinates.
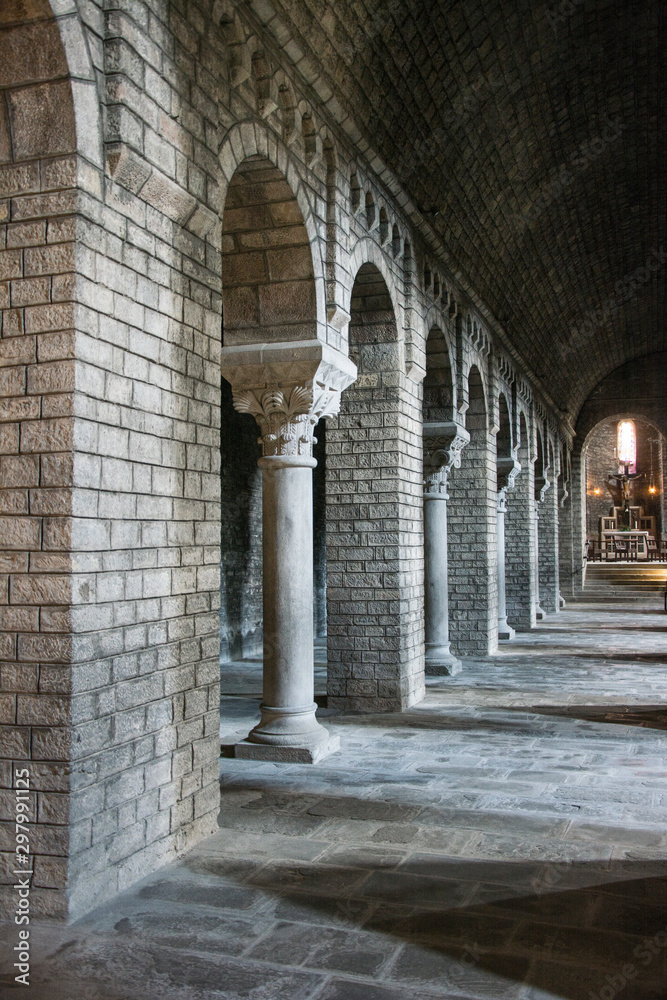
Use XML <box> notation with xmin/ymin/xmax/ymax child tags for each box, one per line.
<box><xmin>2</xmin><ymin>599</ymin><xmax>667</xmax><ymax>999</ymax></box>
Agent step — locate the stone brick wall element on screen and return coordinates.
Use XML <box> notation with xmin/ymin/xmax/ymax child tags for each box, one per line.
<box><xmin>558</xmin><ymin>450</ymin><xmax>575</xmax><ymax>604</ymax></box>
<box><xmin>65</xmin><ymin>0</ymin><xmax>223</xmax><ymax>918</ymax></box>
<box><xmin>506</xmin><ymin>411</ymin><xmax>536</xmax><ymax>629</ymax></box>
<box><xmin>326</xmin><ymin>261</ymin><xmax>424</xmax><ymax>711</ymax></box>
<box><xmin>0</xmin><ymin>0</ymin><xmax>79</xmax><ymax>919</ymax></box>
<box><xmin>448</xmin><ymin>364</ymin><xmax>498</xmax><ymax>656</ymax></box>
<box><xmin>1</xmin><ymin>0</ymin><xmax>223</xmax><ymax>919</ymax></box>
<box><xmin>538</xmin><ymin>475</ymin><xmax>560</xmax><ymax>613</ymax></box>
<box><xmin>0</xmin><ymin>0</ymin><xmax>579</xmax><ymax>922</ymax></box>
<box><xmin>220</xmin><ymin>379</ymin><xmax>262</xmax><ymax>661</ymax></box>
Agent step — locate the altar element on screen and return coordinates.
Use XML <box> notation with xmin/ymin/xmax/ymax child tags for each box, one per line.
<box><xmin>599</xmin><ymin>505</ymin><xmax>656</xmax><ymax>560</ymax></box>
<box><xmin>600</xmin><ymin>530</ymin><xmax>651</xmax><ymax>560</ymax></box>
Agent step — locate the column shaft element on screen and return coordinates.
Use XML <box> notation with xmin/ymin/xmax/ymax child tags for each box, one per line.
<box><xmin>424</xmin><ymin>492</ymin><xmax>461</xmax><ymax>674</ymax></box>
<box><xmin>236</xmin><ymin>455</ymin><xmax>338</xmax><ymax>763</ymax></box>
<box><xmin>497</xmin><ymin>493</ymin><xmax>515</xmax><ymax>640</ymax></box>
<box><xmin>534</xmin><ymin>500</ymin><xmax>546</xmax><ymax>619</ymax></box>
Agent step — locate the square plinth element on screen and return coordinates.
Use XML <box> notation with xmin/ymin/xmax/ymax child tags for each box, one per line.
<box><xmin>425</xmin><ymin>658</ymin><xmax>462</xmax><ymax>676</ymax></box>
<box><xmin>234</xmin><ymin>732</ymin><xmax>340</xmax><ymax>764</ymax></box>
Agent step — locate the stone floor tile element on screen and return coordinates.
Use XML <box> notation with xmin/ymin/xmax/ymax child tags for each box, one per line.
<box><xmin>3</xmin><ymin>600</ymin><xmax>666</xmax><ymax>999</ymax></box>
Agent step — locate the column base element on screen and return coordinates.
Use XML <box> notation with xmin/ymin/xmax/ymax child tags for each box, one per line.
<box><xmin>559</xmin><ymin>592</ymin><xmax>566</xmax><ymax>608</ymax></box>
<box><xmin>498</xmin><ymin>618</ymin><xmax>516</xmax><ymax>641</ymax></box>
<box><xmin>236</xmin><ymin>702</ymin><xmax>340</xmax><ymax>764</ymax></box>
<box><xmin>235</xmin><ymin>731</ymin><xmax>340</xmax><ymax>764</ymax></box>
<box><xmin>535</xmin><ymin>604</ymin><xmax>546</xmax><ymax>620</ymax></box>
<box><xmin>425</xmin><ymin>644</ymin><xmax>462</xmax><ymax>676</ymax></box>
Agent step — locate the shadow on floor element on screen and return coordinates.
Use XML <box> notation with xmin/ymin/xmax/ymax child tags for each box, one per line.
<box><xmin>8</xmin><ymin>850</ymin><xmax>665</xmax><ymax>1000</ymax></box>
<box><xmin>506</xmin><ymin>705</ymin><xmax>667</xmax><ymax>731</ymax></box>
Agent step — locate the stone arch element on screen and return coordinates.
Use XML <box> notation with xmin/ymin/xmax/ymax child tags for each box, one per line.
<box><xmin>218</xmin><ymin>125</ymin><xmax>327</xmax><ymax>340</ymax></box>
<box><xmin>516</xmin><ymin>402</ymin><xmax>533</xmax><ymax>458</ymax></box>
<box><xmin>346</xmin><ymin>239</ymin><xmax>404</xmax><ymax>335</ymax></box>
<box><xmin>497</xmin><ymin>391</ymin><xmax>513</xmax><ymax>459</ymax></box>
<box><xmin>582</xmin><ymin>412</ymin><xmax>665</xmax><ymax>455</ymax></box>
<box><xmin>582</xmin><ymin>413</ymin><xmax>665</xmax><ymax>545</ymax></box>
<box><xmin>505</xmin><ymin>410</ymin><xmax>537</xmax><ymax>629</ymax></box>
<box><xmin>465</xmin><ymin>364</ymin><xmax>488</xmax><ymax>433</ymax></box>
<box><xmin>275</xmin><ymin>71</ymin><xmax>298</xmax><ymax>145</ymax></box>
<box><xmin>519</xmin><ymin>411</ymin><xmax>530</xmax><ymax>461</ymax></box>
<box><xmin>326</xmin><ymin>259</ymin><xmax>424</xmax><ymax>713</ymax></box>
<box><xmin>424</xmin><ymin>325</ymin><xmax>455</xmax><ymax>422</ymax></box>
<box><xmin>447</xmin><ymin>361</ymin><xmax>497</xmax><ymax>656</ymax></box>
<box><xmin>347</xmin><ymin>261</ymin><xmax>400</xmax><ymax>379</ymax></box>
<box><xmin>535</xmin><ymin>425</ymin><xmax>546</xmax><ymax>496</ymax></box>
<box><xmin>218</xmin><ymin>152</ymin><xmax>322</xmax><ymax>665</ymax></box>
<box><xmin>221</xmin><ymin>155</ymin><xmax>318</xmax><ymax>345</ymax></box>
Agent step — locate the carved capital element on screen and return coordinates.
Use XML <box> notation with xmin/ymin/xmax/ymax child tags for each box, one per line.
<box><xmin>423</xmin><ymin>421</ymin><xmax>470</xmax><ymax>496</ymax></box>
<box><xmin>536</xmin><ymin>477</ymin><xmax>551</xmax><ymax>503</ymax></box>
<box><xmin>221</xmin><ymin>340</ymin><xmax>357</xmax><ymax>458</ymax></box>
<box><xmin>234</xmin><ymin>382</ymin><xmax>342</xmax><ymax>457</ymax></box>
<box><xmin>497</xmin><ymin>456</ymin><xmax>521</xmax><ymax>492</ymax></box>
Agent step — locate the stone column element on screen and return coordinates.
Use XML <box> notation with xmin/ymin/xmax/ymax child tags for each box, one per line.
<box><xmin>538</xmin><ymin>474</ymin><xmax>560</xmax><ymax>613</ymax></box>
<box><xmin>221</xmin><ymin>344</ymin><xmax>356</xmax><ymax>763</ymax></box>
<box><xmin>558</xmin><ymin>474</ymin><xmax>571</xmax><ymax>606</ymax></box>
<box><xmin>570</xmin><ymin>448</ymin><xmax>587</xmax><ymax>595</ymax></box>
<box><xmin>497</xmin><ymin>457</ymin><xmax>520</xmax><ymax>640</ymax></box>
<box><xmin>505</xmin><ymin>445</ymin><xmax>537</xmax><ymax>630</ymax></box>
<box><xmin>423</xmin><ymin>423</ymin><xmax>469</xmax><ymax>675</ymax></box>
<box><xmin>533</xmin><ymin>498</ymin><xmax>546</xmax><ymax>620</ymax></box>
<box><xmin>496</xmin><ymin>490</ymin><xmax>515</xmax><ymax>640</ymax></box>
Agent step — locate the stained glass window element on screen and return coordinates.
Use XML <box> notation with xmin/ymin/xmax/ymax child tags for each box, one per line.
<box><xmin>617</xmin><ymin>420</ymin><xmax>636</xmax><ymax>473</ymax></box>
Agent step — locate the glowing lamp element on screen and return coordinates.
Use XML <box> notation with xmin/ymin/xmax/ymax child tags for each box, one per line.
<box><xmin>593</xmin><ymin>488</ymin><xmax>601</xmax><ymax>495</ymax></box>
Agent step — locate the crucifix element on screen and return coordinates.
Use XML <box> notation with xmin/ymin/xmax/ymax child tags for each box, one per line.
<box><xmin>607</xmin><ymin>463</ymin><xmax>644</xmax><ymax>526</ymax></box>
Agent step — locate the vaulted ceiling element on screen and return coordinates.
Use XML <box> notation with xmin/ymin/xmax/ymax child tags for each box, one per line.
<box><xmin>264</xmin><ymin>0</ymin><xmax>665</xmax><ymax>424</ymax></box>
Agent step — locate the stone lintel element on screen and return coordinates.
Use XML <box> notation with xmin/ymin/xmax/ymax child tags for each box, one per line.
<box><xmin>220</xmin><ymin>338</ymin><xmax>357</xmax><ymax>392</ymax></box>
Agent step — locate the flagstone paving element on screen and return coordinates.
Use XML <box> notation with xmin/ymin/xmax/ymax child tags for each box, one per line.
<box><xmin>1</xmin><ymin>600</ymin><xmax>666</xmax><ymax>999</ymax></box>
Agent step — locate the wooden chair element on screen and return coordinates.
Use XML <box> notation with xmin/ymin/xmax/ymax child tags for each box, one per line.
<box><xmin>646</xmin><ymin>537</ymin><xmax>659</xmax><ymax>562</ymax></box>
<box><xmin>587</xmin><ymin>539</ymin><xmax>603</xmax><ymax>562</ymax></box>
<box><xmin>610</xmin><ymin>537</ymin><xmax>628</xmax><ymax>561</ymax></box>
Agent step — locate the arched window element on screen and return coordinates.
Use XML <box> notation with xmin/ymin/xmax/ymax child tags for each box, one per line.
<box><xmin>617</xmin><ymin>419</ymin><xmax>636</xmax><ymax>474</ymax></box>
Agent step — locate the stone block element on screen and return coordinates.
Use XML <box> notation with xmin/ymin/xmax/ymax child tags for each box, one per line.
<box><xmin>141</xmin><ymin>169</ymin><xmax>196</xmax><ymax>224</ymax></box>
<box><xmin>7</xmin><ymin>81</ymin><xmax>76</xmax><ymax>161</ymax></box>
